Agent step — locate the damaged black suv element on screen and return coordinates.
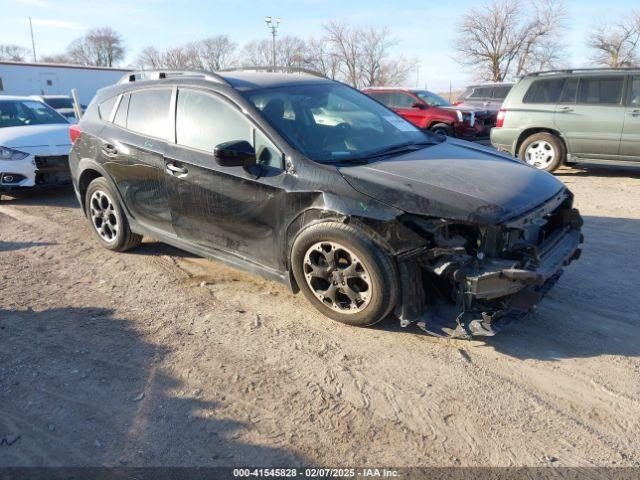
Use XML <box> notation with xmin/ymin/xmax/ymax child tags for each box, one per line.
<box><xmin>69</xmin><ymin>69</ymin><xmax>583</xmax><ymax>338</ymax></box>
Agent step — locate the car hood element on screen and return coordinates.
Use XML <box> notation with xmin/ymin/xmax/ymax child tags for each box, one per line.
<box><xmin>338</xmin><ymin>139</ymin><xmax>565</xmax><ymax>225</ymax></box>
<box><xmin>0</xmin><ymin>124</ymin><xmax>72</xmax><ymax>149</ymax></box>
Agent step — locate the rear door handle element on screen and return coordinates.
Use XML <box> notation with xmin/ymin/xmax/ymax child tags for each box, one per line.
<box><xmin>166</xmin><ymin>162</ymin><xmax>188</xmax><ymax>177</ymax></box>
<box><xmin>558</xmin><ymin>106</ymin><xmax>573</xmax><ymax>113</ymax></box>
<box><xmin>101</xmin><ymin>144</ymin><xmax>117</xmax><ymax>157</ymax></box>
<box><xmin>627</xmin><ymin>109</ymin><xmax>640</xmax><ymax>116</ymax></box>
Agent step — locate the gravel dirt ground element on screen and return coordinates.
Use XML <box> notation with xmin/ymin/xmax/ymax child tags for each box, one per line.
<box><xmin>1</xmin><ymin>163</ymin><xmax>639</xmax><ymax>468</ymax></box>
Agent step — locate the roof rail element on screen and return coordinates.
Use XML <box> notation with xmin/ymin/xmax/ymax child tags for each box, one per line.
<box><xmin>527</xmin><ymin>67</ymin><xmax>640</xmax><ymax>77</ymax></box>
<box><xmin>117</xmin><ymin>70</ymin><xmax>230</xmax><ymax>85</ymax></box>
<box><xmin>221</xmin><ymin>66</ymin><xmax>326</xmax><ymax>78</ymax></box>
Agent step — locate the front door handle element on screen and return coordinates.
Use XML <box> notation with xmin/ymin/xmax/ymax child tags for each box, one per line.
<box><xmin>101</xmin><ymin>144</ymin><xmax>117</xmax><ymax>157</ymax></box>
<box><xmin>166</xmin><ymin>162</ymin><xmax>188</xmax><ymax>177</ymax></box>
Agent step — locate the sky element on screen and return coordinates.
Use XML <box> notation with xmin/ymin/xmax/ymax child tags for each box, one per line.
<box><xmin>1</xmin><ymin>0</ymin><xmax>636</xmax><ymax>92</ymax></box>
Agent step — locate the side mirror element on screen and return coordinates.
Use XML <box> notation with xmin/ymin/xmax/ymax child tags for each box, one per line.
<box><xmin>412</xmin><ymin>102</ymin><xmax>426</xmax><ymax>110</ymax></box>
<box><xmin>214</xmin><ymin>140</ymin><xmax>256</xmax><ymax>167</ymax></box>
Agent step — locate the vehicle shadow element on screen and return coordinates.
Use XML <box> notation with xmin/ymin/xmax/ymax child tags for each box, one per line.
<box><xmin>1</xmin><ymin>186</ymin><xmax>79</xmax><ymax>208</ymax></box>
<box><xmin>556</xmin><ymin>162</ymin><xmax>640</xmax><ymax>179</ymax></box>
<box><xmin>0</xmin><ymin>307</ymin><xmax>306</xmax><ymax>467</ymax></box>
<box><xmin>0</xmin><ymin>241</ymin><xmax>56</xmax><ymax>252</ymax></box>
<box><xmin>129</xmin><ymin>240</ymin><xmax>198</xmax><ymax>259</ymax></box>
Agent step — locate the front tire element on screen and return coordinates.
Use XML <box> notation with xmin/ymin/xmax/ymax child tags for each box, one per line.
<box><xmin>291</xmin><ymin>223</ymin><xmax>399</xmax><ymax>327</ymax></box>
<box><xmin>85</xmin><ymin>177</ymin><xmax>142</xmax><ymax>252</ymax></box>
<box><xmin>518</xmin><ymin>132</ymin><xmax>565</xmax><ymax>172</ymax></box>
<box><xmin>430</xmin><ymin>123</ymin><xmax>453</xmax><ymax>137</ymax></box>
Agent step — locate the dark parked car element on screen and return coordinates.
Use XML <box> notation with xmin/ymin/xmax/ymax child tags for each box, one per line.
<box><xmin>362</xmin><ymin>87</ymin><xmax>493</xmax><ymax>139</ymax></box>
<box><xmin>69</xmin><ymin>69</ymin><xmax>583</xmax><ymax>338</ymax></box>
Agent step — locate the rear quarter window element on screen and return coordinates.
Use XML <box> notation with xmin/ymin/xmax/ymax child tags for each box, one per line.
<box><xmin>523</xmin><ymin>78</ymin><xmax>566</xmax><ymax>104</ymax></box>
<box><xmin>98</xmin><ymin>96</ymin><xmax>118</xmax><ymax>120</ymax></box>
<box><xmin>367</xmin><ymin>92</ymin><xmax>391</xmax><ymax>106</ymax></box>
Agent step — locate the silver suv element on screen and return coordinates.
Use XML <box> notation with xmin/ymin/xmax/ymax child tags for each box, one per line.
<box><xmin>491</xmin><ymin>68</ymin><xmax>640</xmax><ymax>171</ymax></box>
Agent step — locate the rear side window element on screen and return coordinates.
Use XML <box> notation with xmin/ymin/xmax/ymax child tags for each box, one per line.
<box><xmin>368</xmin><ymin>92</ymin><xmax>391</xmax><ymax>106</ymax></box>
<box><xmin>523</xmin><ymin>78</ymin><xmax>566</xmax><ymax>104</ymax></box>
<box><xmin>577</xmin><ymin>76</ymin><xmax>624</xmax><ymax>105</ymax></box>
<box><xmin>98</xmin><ymin>96</ymin><xmax>118</xmax><ymax>120</ymax></box>
<box><xmin>126</xmin><ymin>89</ymin><xmax>173</xmax><ymax>139</ymax></box>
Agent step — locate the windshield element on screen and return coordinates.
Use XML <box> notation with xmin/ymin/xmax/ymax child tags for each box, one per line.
<box><xmin>44</xmin><ymin>97</ymin><xmax>74</xmax><ymax>109</ymax></box>
<box><xmin>0</xmin><ymin>100</ymin><xmax>68</xmax><ymax>128</ymax></box>
<box><xmin>243</xmin><ymin>84</ymin><xmax>434</xmax><ymax>163</ymax></box>
<box><xmin>414</xmin><ymin>91</ymin><xmax>451</xmax><ymax>107</ymax></box>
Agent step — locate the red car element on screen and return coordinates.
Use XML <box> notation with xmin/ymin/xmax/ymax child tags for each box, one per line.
<box><xmin>362</xmin><ymin>87</ymin><xmax>493</xmax><ymax>139</ymax></box>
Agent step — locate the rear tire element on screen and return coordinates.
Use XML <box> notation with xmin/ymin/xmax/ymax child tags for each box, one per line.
<box><xmin>518</xmin><ymin>132</ymin><xmax>565</xmax><ymax>172</ymax></box>
<box><xmin>85</xmin><ymin>177</ymin><xmax>142</xmax><ymax>252</ymax></box>
<box><xmin>291</xmin><ymin>222</ymin><xmax>399</xmax><ymax>327</ymax></box>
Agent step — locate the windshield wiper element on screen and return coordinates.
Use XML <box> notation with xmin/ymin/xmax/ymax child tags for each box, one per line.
<box><xmin>366</xmin><ymin>140</ymin><xmax>440</xmax><ymax>159</ymax></box>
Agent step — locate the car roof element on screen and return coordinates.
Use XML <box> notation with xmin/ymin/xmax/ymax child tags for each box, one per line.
<box><xmin>116</xmin><ymin>68</ymin><xmax>335</xmax><ymax>93</ymax></box>
<box><xmin>523</xmin><ymin>67</ymin><xmax>640</xmax><ymax>78</ymax></box>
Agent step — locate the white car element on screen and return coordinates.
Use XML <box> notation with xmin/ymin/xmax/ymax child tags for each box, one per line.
<box><xmin>0</xmin><ymin>96</ymin><xmax>73</xmax><ymax>198</ymax></box>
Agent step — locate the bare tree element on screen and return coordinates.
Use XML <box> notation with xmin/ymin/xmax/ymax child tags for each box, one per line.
<box><xmin>304</xmin><ymin>37</ymin><xmax>340</xmax><ymax>79</ymax></box>
<box><xmin>588</xmin><ymin>13</ymin><xmax>640</xmax><ymax>67</ymax></box>
<box><xmin>240</xmin><ymin>36</ymin><xmax>307</xmax><ymax>68</ymax></box>
<box><xmin>67</xmin><ymin>27</ymin><xmax>125</xmax><ymax>67</ymax></box>
<box><xmin>454</xmin><ymin>0</ymin><xmax>566</xmax><ymax>81</ymax></box>
<box><xmin>40</xmin><ymin>53</ymin><xmax>73</xmax><ymax>64</ymax></box>
<box><xmin>0</xmin><ymin>44</ymin><xmax>29</xmax><ymax>61</ymax></box>
<box><xmin>324</xmin><ymin>20</ymin><xmax>361</xmax><ymax>87</ymax></box>
<box><xmin>193</xmin><ymin>35</ymin><xmax>237</xmax><ymax>71</ymax></box>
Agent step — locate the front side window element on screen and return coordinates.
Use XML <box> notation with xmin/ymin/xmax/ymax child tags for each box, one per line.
<box><xmin>127</xmin><ymin>89</ymin><xmax>172</xmax><ymax>140</ymax></box>
<box><xmin>577</xmin><ymin>76</ymin><xmax>624</xmax><ymax>105</ymax></box>
<box><xmin>414</xmin><ymin>91</ymin><xmax>450</xmax><ymax>107</ymax></box>
<box><xmin>523</xmin><ymin>78</ymin><xmax>566</xmax><ymax>104</ymax></box>
<box><xmin>390</xmin><ymin>92</ymin><xmax>416</xmax><ymax>108</ymax></box>
<box><xmin>629</xmin><ymin>76</ymin><xmax>640</xmax><ymax>106</ymax></box>
<box><xmin>176</xmin><ymin>89</ymin><xmax>282</xmax><ymax>169</ymax></box>
<box><xmin>243</xmin><ymin>83</ymin><xmax>431</xmax><ymax>164</ymax></box>
<box><xmin>559</xmin><ymin>78</ymin><xmax>578</xmax><ymax>104</ymax></box>
<box><xmin>0</xmin><ymin>100</ymin><xmax>68</xmax><ymax>128</ymax></box>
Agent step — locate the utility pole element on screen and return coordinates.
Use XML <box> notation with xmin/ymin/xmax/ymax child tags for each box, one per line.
<box><xmin>265</xmin><ymin>16</ymin><xmax>282</xmax><ymax>70</ymax></box>
<box><xmin>29</xmin><ymin>17</ymin><xmax>37</xmax><ymax>62</ymax></box>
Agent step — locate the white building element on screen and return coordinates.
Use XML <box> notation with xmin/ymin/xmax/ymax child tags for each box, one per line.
<box><xmin>0</xmin><ymin>61</ymin><xmax>130</xmax><ymax>105</ymax></box>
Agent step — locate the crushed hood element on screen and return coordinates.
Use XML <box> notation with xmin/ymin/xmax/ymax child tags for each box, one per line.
<box><xmin>338</xmin><ymin>139</ymin><xmax>564</xmax><ymax>225</ymax></box>
<box><xmin>0</xmin><ymin>124</ymin><xmax>72</xmax><ymax>149</ymax></box>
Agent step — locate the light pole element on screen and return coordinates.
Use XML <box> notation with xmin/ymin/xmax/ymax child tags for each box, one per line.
<box><xmin>265</xmin><ymin>16</ymin><xmax>282</xmax><ymax>70</ymax></box>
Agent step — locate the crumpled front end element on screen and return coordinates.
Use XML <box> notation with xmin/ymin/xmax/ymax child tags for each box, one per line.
<box><xmin>395</xmin><ymin>190</ymin><xmax>583</xmax><ymax>338</ymax></box>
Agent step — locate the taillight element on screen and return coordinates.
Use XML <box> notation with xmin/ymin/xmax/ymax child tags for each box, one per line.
<box><xmin>495</xmin><ymin>109</ymin><xmax>507</xmax><ymax>128</ymax></box>
<box><xmin>69</xmin><ymin>124</ymin><xmax>82</xmax><ymax>144</ymax></box>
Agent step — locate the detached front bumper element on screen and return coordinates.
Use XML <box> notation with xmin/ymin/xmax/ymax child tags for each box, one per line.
<box><xmin>395</xmin><ymin>212</ymin><xmax>583</xmax><ymax>339</ymax></box>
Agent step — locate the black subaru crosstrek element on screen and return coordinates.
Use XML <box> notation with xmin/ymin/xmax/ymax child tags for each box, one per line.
<box><xmin>69</xmin><ymin>69</ymin><xmax>583</xmax><ymax>338</ymax></box>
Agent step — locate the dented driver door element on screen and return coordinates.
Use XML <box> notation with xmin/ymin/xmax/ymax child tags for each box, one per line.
<box><xmin>165</xmin><ymin>88</ymin><xmax>288</xmax><ymax>270</ymax></box>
